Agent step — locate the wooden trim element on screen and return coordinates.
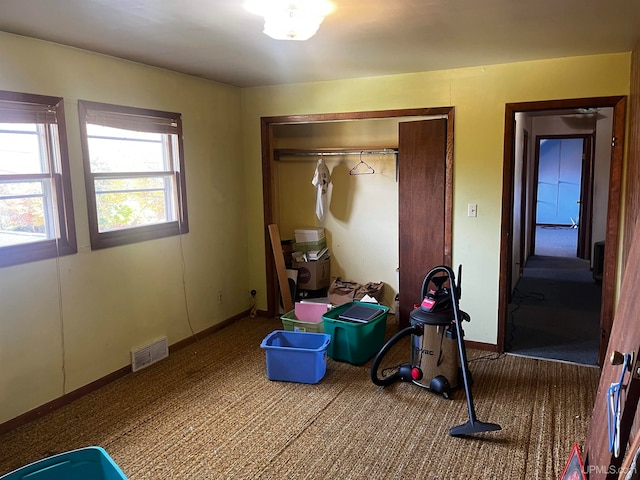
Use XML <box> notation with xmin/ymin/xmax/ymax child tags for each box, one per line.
<box><xmin>579</xmin><ymin>135</ymin><xmax>595</xmax><ymax>259</ymax></box>
<box><xmin>0</xmin><ymin>365</ymin><xmax>131</xmax><ymax>436</ymax></box>
<box><xmin>444</xmin><ymin>108</ymin><xmax>455</xmax><ymax>266</ymax></box>
<box><xmin>260</xmin><ymin>107</ymin><xmax>454</xmax><ymax>316</ymax></box>
<box><xmin>0</xmin><ymin>310</ymin><xmax>251</xmax><ymax>436</ymax></box>
<box><xmin>600</xmin><ymin>96</ymin><xmax>627</xmax><ymax>365</ymax></box>
<box><xmin>497</xmin><ymin>108</ymin><xmax>516</xmax><ymax>352</ymax></box>
<box><xmin>498</xmin><ymin>96</ymin><xmax>627</xmax><ymax>364</ymax></box>
<box><xmin>261</xmin><ymin>117</ymin><xmax>278</xmax><ymax>317</ymax></box>
<box><xmin>623</xmin><ymin>47</ymin><xmax>640</xmax><ymax>264</ymax></box>
<box><xmin>500</xmin><ymin>96</ymin><xmax>626</xmax><ymax>113</ymax></box>
<box><xmin>261</xmin><ymin>107</ymin><xmax>453</xmax><ymax>125</ymax></box>
<box><xmin>531</xmin><ymin>133</ymin><xmax>593</xmax><ymax>258</ymax></box>
<box><xmin>0</xmin><ymin>92</ymin><xmax>77</xmax><ymax>268</ymax></box>
<box><xmin>168</xmin><ymin>309</ymin><xmax>251</xmax><ymax>351</ymax></box>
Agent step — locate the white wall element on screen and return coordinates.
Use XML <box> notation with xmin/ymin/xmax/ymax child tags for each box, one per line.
<box><xmin>593</xmin><ymin>111</ymin><xmax>614</xmax><ymax>255</ymax></box>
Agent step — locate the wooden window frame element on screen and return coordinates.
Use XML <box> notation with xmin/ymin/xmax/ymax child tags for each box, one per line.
<box><xmin>0</xmin><ymin>90</ymin><xmax>76</xmax><ymax>268</ymax></box>
<box><xmin>78</xmin><ymin>100</ymin><xmax>189</xmax><ymax>250</ymax></box>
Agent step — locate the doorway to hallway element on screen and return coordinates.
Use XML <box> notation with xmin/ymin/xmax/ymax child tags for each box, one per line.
<box><xmin>498</xmin><ymin>96</ymin><xmax>627</xmax><ymax>365</ymax></box>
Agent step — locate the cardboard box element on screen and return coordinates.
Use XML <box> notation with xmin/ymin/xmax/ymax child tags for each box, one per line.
<box><xmin>293</xmin><ymin>258</ymin><xmax>330</xmax><ymax>290</ymax></box>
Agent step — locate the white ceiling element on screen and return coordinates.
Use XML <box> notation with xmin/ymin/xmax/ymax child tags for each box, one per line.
<box><xmin>0</xmin><ymin>0</ymin><xmax>638</xmax><ymax>88</ymax></box>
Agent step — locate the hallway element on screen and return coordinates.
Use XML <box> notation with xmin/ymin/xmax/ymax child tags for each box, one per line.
<box><xmin>506</xmin><ymin>227</ymin><xmax>601</xmax><ymax>365</ymax></box>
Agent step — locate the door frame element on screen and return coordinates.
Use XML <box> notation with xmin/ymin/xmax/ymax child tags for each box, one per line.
<box><xmin>530</xmin><ymin>134</ymin><xmax>594</xmax><ymax>258</ymax></box>
<box><xmin>260</xmin><ymin>107</ymin><xmax>455</xmax><ymax>317</ymax></box>
<box><xmin>498</xmin><ymin>96</ymin><xmax>627</xmax><ymax>364</ymax></box>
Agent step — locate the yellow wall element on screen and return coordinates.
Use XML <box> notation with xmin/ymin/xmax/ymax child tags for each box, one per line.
<box><xmin>0</xmin><ymin>33</ymin><xmax>248</xmax><ymax>424</ymax></box>
<box><xmin>242</xmin><ymin>53</ymin><xmax>631</xmax><ymax>345</ymax></box>
<box><xmin>0</xmin><ymin>30</ymin><xmax>632</xmax><ymax>427</ymax></box>
<box><xmin>273</xmin><ymin>119</ymin><xmax>411</xmax><ymax>308</ymax></box>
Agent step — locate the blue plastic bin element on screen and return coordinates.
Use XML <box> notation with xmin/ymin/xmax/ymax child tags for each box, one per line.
<box><xmin>0</xmin><ymin>446</ymin><xmax>127</xmax><ymax>480</ymax></box>
<box><xmin>260</xmin><ymin>330</ymin><xmax>331</xmax><ymax>384</ymax></box>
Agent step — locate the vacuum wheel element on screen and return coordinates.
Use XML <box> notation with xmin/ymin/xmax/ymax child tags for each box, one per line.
<box><xmin>429</xmin><ymin>375</ymin><xmax>452</xmax><ymax>399</ymax></box>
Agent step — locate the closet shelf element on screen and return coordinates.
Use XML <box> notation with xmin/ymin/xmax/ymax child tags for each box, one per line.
<box><xmin>274</xmin><ymin>147</ymin><xmax>397</xmax><ymax>161</ymax></box>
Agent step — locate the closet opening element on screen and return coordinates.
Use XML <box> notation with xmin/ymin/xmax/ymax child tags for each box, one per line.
<box><xmin>260</xmin><ymin>107</ymin><xmax>455</xmax><ymax>321</ymax></box>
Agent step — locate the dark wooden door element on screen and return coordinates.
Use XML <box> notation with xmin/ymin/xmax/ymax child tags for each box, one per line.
<box><xmin>577</xmin><ymin>136</ymin><xmax>594</xmax><ymax>259</ymax></box>
<box><xmin>398</xmin><ymin>118</ymin><xmax>448</xmax><ymax>328</ymax></box>
<box><xmin>584</xmin><ymin>218</ymin><xmax>640</xmax><ymax>478</ymax></box>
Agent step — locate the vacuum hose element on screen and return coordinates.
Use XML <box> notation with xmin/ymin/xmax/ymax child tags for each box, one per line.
<box><xmin>370</xmin><ymin>324</ymin><xmax>423</xmax><ymax>386</ymax></box>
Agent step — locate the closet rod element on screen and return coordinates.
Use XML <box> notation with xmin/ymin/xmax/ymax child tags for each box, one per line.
<box><xmin>275</xmin><ymin>148</ymin><xmax>397</xmax><ymax>161</ymax></box>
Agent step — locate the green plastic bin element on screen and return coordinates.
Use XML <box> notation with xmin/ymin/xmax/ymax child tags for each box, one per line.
<box><xmin>281</xmin><ymin>310</ymin><xmax>325</xmax><ymax>333</ymax></box>
<box><xmin>322</xmin><ymin>302</ymin><xmax>389</xmax><ymax>365</ymax></box>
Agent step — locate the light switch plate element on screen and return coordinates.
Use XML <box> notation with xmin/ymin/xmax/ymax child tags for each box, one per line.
<box><xmin>468</xmin><ymin>204</ymin><xmax>477</xmax><ymax>217</ymax></box>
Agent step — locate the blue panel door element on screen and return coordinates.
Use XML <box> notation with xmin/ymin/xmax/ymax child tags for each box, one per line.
<box><xmin>536</xmin><ymin>138</ymin><xmax>583</xmax><ymax>225</ymax></box>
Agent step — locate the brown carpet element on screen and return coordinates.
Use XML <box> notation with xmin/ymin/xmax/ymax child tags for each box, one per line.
<box><xmin>0</xmin><ymin>315</ymin><xmax>599</xmax><ymax>479</ymax></box>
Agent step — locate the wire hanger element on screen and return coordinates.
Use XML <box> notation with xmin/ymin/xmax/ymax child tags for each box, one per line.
<box><xmin>349</xmin><ymin>152</ymin><xmax>375</xmax><ymax>175</ymax></box>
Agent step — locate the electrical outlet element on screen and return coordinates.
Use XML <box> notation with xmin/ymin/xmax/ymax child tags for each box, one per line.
<box><xmin>218</xmin><ymin>291</ymin><xmax>223</xmax><ymax>304</ymax></box>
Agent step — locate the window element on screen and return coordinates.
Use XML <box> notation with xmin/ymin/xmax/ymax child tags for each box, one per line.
<box><xmin>78</xmin><ymin>101</ymin><xmax>188</xmax><ymax>250</ymax></box>
<box><xmin>0</xmin><ymin>91</ymin><xmax>76</xmax><ymax>268</ymax></box>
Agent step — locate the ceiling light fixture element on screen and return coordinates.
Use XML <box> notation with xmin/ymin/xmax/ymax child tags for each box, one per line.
<box><xmin>243</xmin><ymin>0</ymin><xmax>334</xmax><ymax>41</ymax></box>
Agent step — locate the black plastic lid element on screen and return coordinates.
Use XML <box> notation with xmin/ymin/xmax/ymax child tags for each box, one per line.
<box><xmin>409</xmin><ymin>307</ymin><xmax>453</xmax><ymax>326</ymax></box>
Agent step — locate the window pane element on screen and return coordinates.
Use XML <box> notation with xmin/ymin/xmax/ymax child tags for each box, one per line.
<box><xmin>0</xmin><ymin>91</ymin><xmax>76</xmax><ymax>267</ymax></box>
<box><xmin>0</xmin><ymin>124</ymin><xmax>47</xmax><ymax>174</ymax></box>
<box><xmin>95</xmin><ymin>177</ymin><xmax>175</xmax><ymax>232</ymax></box>
<box><xmin>79</xmin><ymin>100</ymin><xmax>188</xmax><ymax>250</ymax></box>
<box><xmin>0</xmin><ymin>180</ymin><xmax>48</xmax><ymax>246</ymax></box>
<box><xmin>86</xmin><ymin>124</ymin><xmax>168</xmax><ymax>173</ymax></box>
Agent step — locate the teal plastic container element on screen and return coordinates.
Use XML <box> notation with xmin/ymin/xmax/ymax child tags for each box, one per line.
<box><xmin>0</xmin><ymin>447</ymin><xmax>128</xmax><ymax>480</ymax></box>
<box><xmin>322</xmin><ymin>302</ymin><xmax>389</xmax><ymax>365</ymax></box>
<box><xmin>261</xmin><ymin>330</ymin><xmax>331</xmax><ymax>384</ymax></box>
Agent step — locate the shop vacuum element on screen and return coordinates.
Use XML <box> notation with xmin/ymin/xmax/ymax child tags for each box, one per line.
<box><xmin>370</xmin><ymin>265</ymin><xmax>501</xmax><ymax>437</ymax></box>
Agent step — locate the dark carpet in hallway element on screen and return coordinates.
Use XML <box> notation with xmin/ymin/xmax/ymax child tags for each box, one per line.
<box><xmin>507</xmin><ymin>255</ymin><xmax>601</xmax><ymax>366</ymax></box>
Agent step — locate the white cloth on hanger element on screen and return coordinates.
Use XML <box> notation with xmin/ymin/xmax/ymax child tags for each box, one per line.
<box><xmin>311</xmin><ymin>158</ymin><xmax>331</xmax><ymax>220</ymax></box>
